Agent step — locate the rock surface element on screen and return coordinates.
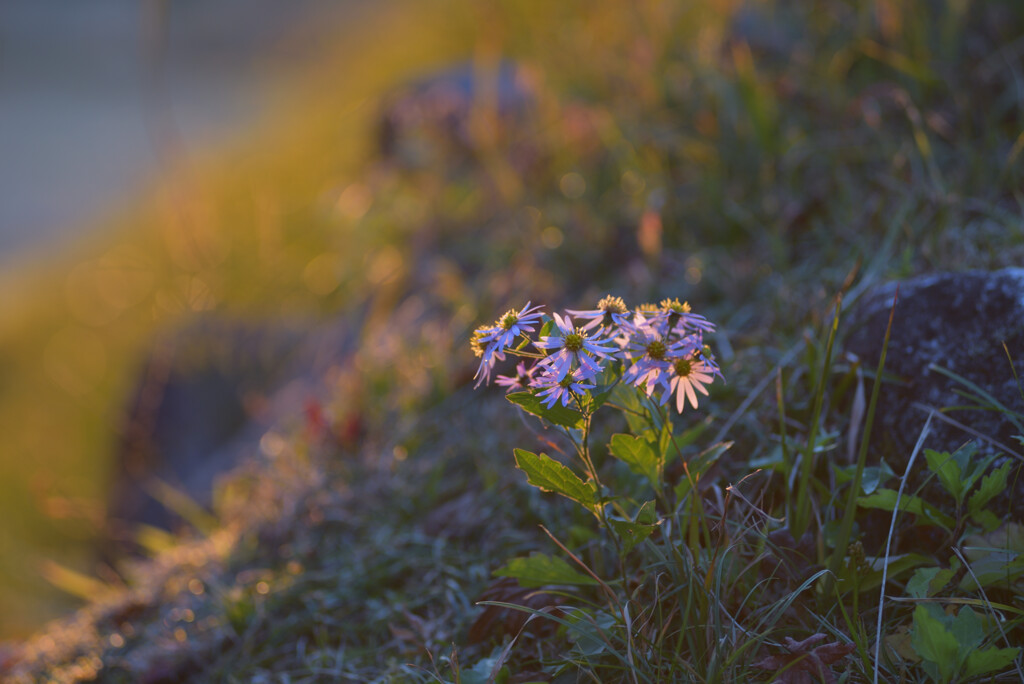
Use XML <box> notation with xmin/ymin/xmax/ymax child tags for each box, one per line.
<box><xmin>843</xmin><ymin>268</ymin><xmax>1024</xmax><ymax>515</ymax></box>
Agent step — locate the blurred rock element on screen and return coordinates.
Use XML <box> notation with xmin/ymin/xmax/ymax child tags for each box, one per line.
<box><xmin>377</xmin><ymin>61</ymin><xmax>536</xmax><ymax>169</ymax></box>
<box><xmin>108</xmin><ymin>311</ymin><xmax>363</xmax><ymax>545</ymax></box>
<box><xmin>843</xmin><ymin>268</ymin><xmax>1024</xmax><ymax>513</ymax></box>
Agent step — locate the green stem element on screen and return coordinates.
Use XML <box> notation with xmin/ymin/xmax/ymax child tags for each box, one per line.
<box><xmin>824</xmin><ymin>288</ymin><xmax>897</xmax><ymax>604</ymax></box>
<box><xmin>793</xmin><ymin>295</ymin><xmax>842</xmax><ymax>540</ymax></box>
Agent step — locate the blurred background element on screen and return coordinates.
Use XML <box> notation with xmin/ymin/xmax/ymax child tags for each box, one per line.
<box><xmin>0</xmin><ymin>0</ymin><xmax>355</xmax><ymax>262</ymax></box>
<box><xmin>0</xmin><ymin>0</ymin><xmax>418</xmax><ymax>636</ymax></box>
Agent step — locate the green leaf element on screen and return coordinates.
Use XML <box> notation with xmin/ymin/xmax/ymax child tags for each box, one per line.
<box><xmin>911</xmin><ymin>604</ymin><xmax>960</xmax><ymax>682</ymax></box>
<box><xmin>957</xmin><ymin>550</ymin><xmax>1024</xmax><ymax>591</ymax></box>
<box><xmin>507</xmin><ymin>392</ymin><xmax>585</xmax><ymax>428</ymax></box>
<box><xmin>963</xmin><ymin>646</ymin><xmax>1021</xmax><ymax>679</ymax></box>
<box><xmin>608</xmin><ymin>517</ymin><xmax>656</xmax><ymax>554</ymax></box>
<box><xmin>857</xmin><ymin>489</ymin><xmax>955</xmax><ymax>530</ymax></box>
<box><xmin>458</xmin><ymin>654</ymin><xmax>511</xmax><ymax>684</ymax></box>
<box><xmin>635</xmin><ymin>499</ymin><xmax>658</xmax><ymax>524</ymax></box>
<box><xmin>493</xmin><ymin>552</ymin><xmax>597</xmax><ymax>588</ymax></box>
<box><xmin>692</xmin><ymin>441</ymin><xmax>731</xmax><ymax>473</ymax></box>
<box><xmin>834</xmin><ymin>460</ymin><xmax>895</xmax><ymax>494</ymax></box>
<box><xmin>907</xmin><ymin>566</ymin><xmax>954</xmax><ymax>599</ymax></box>
<box><xmin>674</xmin><ymin>442</ymin><xmax>733</xmax><ymax>501</ymax></box>
<box><xmin>972</xmin><ymin>509</ymin><xmax>1002</xmax><ymax>533</ymax></box>
<box><xmin>924</xmin><ymin>449</ymin><xmax>964</xmax><ymax>506</ymax></box>
<box><xmin>958</xmin><ymin>443</ymin><xmax>999</xmax><ymax>495</ymax></box>
<box><xmin>857</xmin><ymin>553</ymin><xmax>932</xmax><ymax>593</ymax></box>
<box><xmin>608</xmin><ymin>500</ymin><xmax>659</xmax><ymax>553</ymax></box>
<box><xmin>587</xmin><ymin>365</ymin><xmax>621</xmax><ymax>412</ymax></box>
<box><xmin>968</xmin><ymin>461</ymin><xmax>1011</xmax><ymax>521</ymax></box>
<box><xmin>670</xmin><ymin>416</ymin><xmax>712</xmax><ymax>460</ymax></box>
<box><xmin>609</xmin><ymin>433</ymin><xmax>660</xmax><ymax>486</ymax></box>
<box><xmin>949</xmin><ymin>606</ymin><xmax>986</xmax><ymax>653</ymax></box>
<box><xmin>513</xmin><ymin>449</ymin><xmax>597</xmax><ymax>512</ymax></box>
<box><xmin>567</xmin><ymin>610</ymin><xmax>617</xmax><ymax>660</ymax></box>
<box><xmin>610</xmin><ymin>383</ymin><xmax>649</xmax><ymax>435</ymax></box>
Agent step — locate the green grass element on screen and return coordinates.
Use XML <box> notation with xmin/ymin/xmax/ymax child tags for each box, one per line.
<box><xmin>3</xmin><ymin>0</ymin><xmax>1024</xmax><ymax>681</ymax></box>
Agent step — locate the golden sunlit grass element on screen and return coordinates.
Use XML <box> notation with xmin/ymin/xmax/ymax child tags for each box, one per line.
<box><xmin>0</xmin><ymin>0</ymin><xmax>482</xmax><ymax>635</ymax></box>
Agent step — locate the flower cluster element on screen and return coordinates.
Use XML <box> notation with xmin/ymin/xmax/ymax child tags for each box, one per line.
<box><xmin>472</xmin><ymin>296</ymin><xmax>722</xmax><ymax>412</ymax></box>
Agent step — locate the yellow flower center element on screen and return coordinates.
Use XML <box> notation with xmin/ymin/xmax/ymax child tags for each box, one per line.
<box><xmin>597</xmin><ymin>295</ymin><xmax>627</xmax><ymax>314</ymax></box>
<box><xmin>673</xmin><ymin>358</ymin><xmax>693</xmax><ymax>377</ymax></box>
<box><xmin>500</xmin><ymin>310</ymin><xmax>518</xmax><ymax>330</ymax></box>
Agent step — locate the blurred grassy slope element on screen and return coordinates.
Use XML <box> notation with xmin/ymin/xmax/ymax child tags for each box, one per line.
<box><xmin>0</xmin><ymin>0</ymin><xmax>480</xmax><ymax>636</ymax></box>
<box><xmin>2</xmin><ymin>0</ymin><xmax>1024</xmax><ymax>647</ymax></box>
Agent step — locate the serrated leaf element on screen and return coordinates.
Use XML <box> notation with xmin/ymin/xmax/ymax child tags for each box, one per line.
<box><xmin>968</xmin><ymin>461</ymin><xmax>1011</xmax><ymax>520</ymax></box>
<box><xmin>925</xmin><ymin>448</ymin><xmax>964</xmax><ymax>505</ymax></box>
<box><xmin>513</xmin><ymin>449</ymin><xmax>597</xmax><ymax>511</ymax></box>
<box><xmin>609</xmin><ymin>433</ymin><xmax>659</xmax><ymax>486</ymax></box>
<box><xmin>956</xmin><ymin>442</ymin><xmax>998</xmax><ymax>494</ymax></box>
<box><xmin>911</xmin><ymin>604</ymin><xmax>960</xmax><ymax>682</ymax></box>
<box><xmin>972</xmin><ymin>509</ymin><xmax>1002</xmax><ymax>533</ymax></box>
<box><xmin>493</xmin><ymin>553</ymin><xmax>597</xmax><ymax>588</ymax></box>
<box><xmin>857</xmin><ymin>489</ymin><xmax>954</xmax><ymax>530</ymax></box>
<box><xmin>507</xmin><ymin>392</ymin><xmax>585</xmax><ymax>429</ymax></box>
<box><xmin>963</xmin><ymin>646</ymin><xmax>1021</xmax><ymax>679</ymax></box>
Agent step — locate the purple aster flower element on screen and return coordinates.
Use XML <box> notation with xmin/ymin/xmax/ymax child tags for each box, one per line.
<box><xmin>567</xmin><ymin>295</ymin><xmax>632</xmax><ymax>332</ymax></box>
<box><xmin>623</xmin><ymin>318</ymin><xmax>695</xmax><ymax>394</ymax></box>
<box><xmin>534</xmin><ymin>312</ymin><xmax>619</xmax><ymax>381</ymax></box>
<box><xmin>660</xmin><ymin>298</ymin><xmax>715</xmax><ymax>334</ymax></box>
<box><xmin>477</xmin><ymin>301</ymin><xmax>545</xmax><ymax>353</ymax></box>
<box><xmin>472</xmin><ymin>301</ymin><xmax>544</xmax><ymax>387</ymax></box>
<box><xmin>471</xmin><ymin>329</ymin><xmax>506</xmax><ymax>388</ymax></box>
<box><xmin>658</xmin><ymin>356</ymin><xmax>716</xmax><ymax>413</ymax></box>
<box><xmin>496</xmin><ymin>361</ymin><xmax>536</xmax><ymax>392</ymax></box>
<box><xmin>532</xmin><ymin>369</ymin><xmax>596</xmax><ymax>408</ymax></box>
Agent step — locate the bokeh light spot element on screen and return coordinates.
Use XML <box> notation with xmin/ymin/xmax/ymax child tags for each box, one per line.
<box><xmin>541</xmin><ymin>226</ymin><xmax>564</xmax><ymax>249</ymax></box>
<box><xmin>559</xmin><ymin>172</ymin><xmax>586</xmax><ymax>199</ymax></box>
<box><xmin>335</xmin><ymin>183</ymin><xmax>373</xmax><ymax>221</ymax></box>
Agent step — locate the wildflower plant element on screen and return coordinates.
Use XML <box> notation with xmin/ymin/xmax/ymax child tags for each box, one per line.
<box><xmin>470</xmin><ymin>296</ymin><xmax>735</xmax><ymax>674</ymax></box>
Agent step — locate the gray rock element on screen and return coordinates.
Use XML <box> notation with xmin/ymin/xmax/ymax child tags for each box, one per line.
<box><xmin>843</xmin><ymin>268</ymin><xmax>1024</xmax><ymax>516</ymax></box>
